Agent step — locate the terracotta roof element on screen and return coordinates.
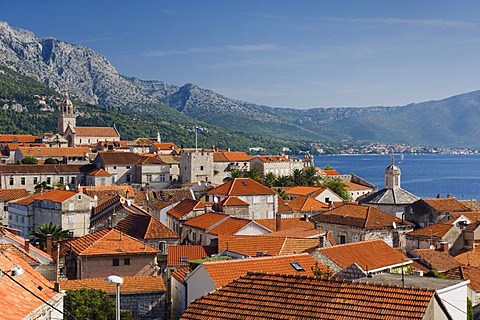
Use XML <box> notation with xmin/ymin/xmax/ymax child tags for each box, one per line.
<box><xmin>9</xmin><ymin>193</ymin><xmax>41</xmax><ymax>206</ymax></box>
<box><xmin>18</xmin><ymin>146</ymin><xmax>91</xmax><ymax>157</ymax></box>
<box><xmin>96</xmin><ymin>151</ymin><xmax>143</xmax><ymax>165</ymax></box>
<box><xmin>0</xmin><ymin>134</ymin><xmax>40</xmax><ymax>143</ymax></box>
<box><xmin>406</xmin><ymin>223</ymin><xmax>455</xmax><ymax>239</ymax></box>
<box><xmin>276</xmin><ymin>196</ymin><xmax>293</xmax><ymax>213</ymax></box>
<box><xmin>0</xmin><ymin>164</ymin><xmax>95</xmax><ymax>174</ymax></box>
<box><xmin>60</xmin><ymin>275</ymin><xmax>165</xmax><ymax>294</ymax></box>
<box><xmin>0</xmin><ymin>243</ymin><xmax>38</xmax><ymax>265</ymax></box>
<box><xmin>323</xmin><ymin>169</ymin><xmax>340</xmax><ymax>175</ymax></box>
<box><xmin>411</xmin><ymin>249</ymin><xmax>460</xmax><ymax>271</ymax></box>
<box><xmin>182</xmin><ymin>272</ymin><xmax>437</xmax><ymax>320</ymax></box>
<box><xmin>200</xmin><ymin>253</ymin><xmax>319</xmax><ymax>287</ymax></box>
<box><xmin>171</xmin><ymin>267</ymin><xmax>190</xmax><ymax>282</ymax></box>
<box><xmin>207</xmin><ymin>178</ymin><xmax>276</xmax><ymax>196</ymax></box>
<box><xmin>344</xmin><ymin>181</ymin><xmax>372</xmax><ymax>191</ymax></box>
<box><xmin>65</xmin><ymin>228</ymin><xmax>159</xmax><ymax>256</ymax></box>
<box><xmin>115</xmin><ymin>213</ymin><xmax>179</xmax><ymax>241</ymax></box>
<box><xmin>421</xmin><ymin>197</ymin><xmax>471</xmax><ymax>212</ymax></box>
<box><xmin>218</xmin><ymin>235</ymin><xmax>319</xmax><ymax>257</ymax></box>
<box><xmin>74</xmin><ymin>126</ymin><xmax>119</xmax><ymax>138</ymax></box>
<box><xmin>287</xmin><ymin>195</ymin><xmax>329</xmax><ymax>212</ymax></box>
<box><xmin>318</xmin><ymin>240</ymin><xmax>411</xmax><ymax>271</ymax></box>
<box><xmin>0</xmin><ymin>189</ymin><xmax>29</xmax><ymax>201</ymax></box>
<box><xmin>167</xmin><ymin>245</ymin><xmax>209</xmax><ymax>267</ymax></box>
<box><xmin>167</xmin><ymin>198</ymin><xmax>210</xmax><ymax>219</ymax></box>
<box><xmin>254</xmin><ymin>217</ymin><xmax>314</xmax><ymax>231</ymax></box>
<box><xmin>252</xmin><ymin>155</ymin><xmax>289</xmax><ymax>163</ymax></box>
<box><xmin>152</xmin><ymin>142</ymin><xmax>179</xmax><ymax>151</ymax></box>
<box><xmin>81</xmin><ymin>185</ymin><xmax>136</xmax><ymax>205</ymax></box>
<box><xmin>311</xmin><ymin>203</ymin><xmax>414</xmax><ymax>229</ymax></box>
<box><xmin>285</xmin><ymin>186</ymin><xmax>322</xmax><ymax>196</ymax></box>
<box><xmin>217</xmin><ymin>196</ymin><xmax>249</xmax><ymax>207</ymax></box>
<box><xmin>208</xmin><ymin>217</ymin><xmax>251</xmax><ymax>236</ymax></box>
<box><xmin>87</xmin><ymin>168</ymin><xmax>111</xmax><ymax>176</ymax></box>
<box><xmin>442</xmin><ymin>265</ymin><xmax>480</xmax><ymax>290</ymax></box>
<box><xmin>0</xmin><ymin>243</ymin><xmax>61</xmax><ymax>320</ymax></box>
<box><xmin>459</xmin><ymin>199</ymin><xmax>480</xmax><ymax>211</ymax></box>
<box><xmin>34</xmin><ymin>189</ymin><xmax>79</xmax><ymax>203</ymax></box>
<box><xmin>449</xmin><ymin>211</ymin><xmax>480</xmax><ymax>223</ymax></box>
<box><xmin>213</xmin><ymin>151</ymin><xmax>252</xmax><ymax>162</ymax></box>
<box><xmin>183</xmin><ymin>212</ymin><xmax>229</xmax><ymax>230</ymax></box>
<box><xmin>454</xmin><ymin>245</ymin><xmax>480</xmax><ymax>266</ymax></box>
<box><xmin>263</xmin><ymin>227</ymin><xmax>323</xmax><ymax>239</ymax></box>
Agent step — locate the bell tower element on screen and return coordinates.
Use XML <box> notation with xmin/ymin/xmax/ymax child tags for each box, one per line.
<box><xmin>385</xmin><ymin>156</ymin><xmax>401</xmax><ymax>189</ymax></box>
<box><xmin>57</xmin><ymin>92</ymin><xmax>76</xmax><ymax>134</ymax></box>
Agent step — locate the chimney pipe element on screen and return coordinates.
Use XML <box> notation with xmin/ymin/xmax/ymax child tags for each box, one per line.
<box><xmin>24</xmin><ymin>239</ymin><xmax>30</xmax><ymax>253</ymax></box>
<box><xmin>275</xmin><ymin>213</ymin><xmax>281</xmax><ymax>232</ymax></box>
<box><xmin>46</xmin><ymin>234</ymin><xmax>53</xmax><ymax>256</ymax></box>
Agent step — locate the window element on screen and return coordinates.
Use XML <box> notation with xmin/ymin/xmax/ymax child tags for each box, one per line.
<box><xmin>3</xmin><ymin>204</ymin><xmax>7</xmax><ymax>212</ymax></box>
<box><xmin>253</xmin><ymin>196</ymin><xmax>260</xmax><ymax>204</ymax></box>
<box><xmin>290</xmin><ymin>262</ymin><xmax>305</xmax><ymax>272</ymax></box>
<box><xmin>70</xmin><ymin>177</ymin><xmax>75</xmax><ymax>184</ymax></box>
<box><xmin>200</xmin><ymin>165</ymin><xmax>204</xmax><ymax>171</ymax></box>
<box><xmin>124</xmin><ymin>258</ymin><xmax>130</xmax><ymax>265</ymax></box>
<box><xmin>158</xmin><ymin>241</ymin><xmax>166</xmax><ymax>252</ymax></box>
<box><xmin>159</xmin><ymin>174</ymin><xmax>166</xmax><ymax>182</ymax></box>
<box><xmin>78</xmin><ymin>194</ymin><xmax>82</xmax><ymax>200</ymax></box>
<box><xmin>339</xmin><ymin>234</ymin><xmax>346</xmax><ymax>244</ymax></box>
<box><xmin>21</xmin><ymin>216</ymin><xmax>24</xmax><ymax>223</ymax></box>
<box><xmin>112</xmin><ymin>259</ymin><xmax>119</xmax><ymax>266</ymax></box>
<box><xmin>192</xmin><ymin>232</ymin><xmax>196</xmax><ymax>242</ymax></box>
<box><xmin>113</xmin><ymin>166</ymin><xmax>117</xmax><ymax>170</ymax></box>
<box><xmin>59</xmin><ymin>177</ymin><xmax>64</xmax><ymax>184</ymax></box>
<box><xmin>68</xmin><ymin>216</ymin><xmax>75</xmax><ymax>224</ymax></box>
<box><xmin>126</xmin><ymin>174</ymin><xmax>131</xmax><ymax>183</ymax></box>
<box><xmin>33</xmin><ymin>177</ymin><xmax>38</xmax><ymax>185</ymax></box>
<box><xmin>21</xmin><ymin>177</ymin><xmax>25</xmax><ymax>185</ymax></box>
<box><xmin>9</xmin><ymin>177</ymin><xmax>13</xmax><ymax>185</ymax></box>
<box><xmin>267</xmin><ymin>195</ymin><xmax>274</xmax><ymax>203</ymax></box>
<box><xmin>146</xmin><ymin>174</ymin><xmax>152</xmax><ymax>182</ymax></box>
<box><xmin>46</xmin><ymin>177</ymin><xmax>51</xmax><ymax>184</ymax></box>
<box><xmin>352</xmin><ymin>234</ymin><xmax>359</xmax><ymax>242</ymax></box>
<box><xmin>126</xmin><ymin>166</ymin><xmax>131</xmax><ymax>169</ymax></box>
<box><xmin>68</xmin><ymin>203</ymin><xmax>74</xmax><ymax>211</ymax></box>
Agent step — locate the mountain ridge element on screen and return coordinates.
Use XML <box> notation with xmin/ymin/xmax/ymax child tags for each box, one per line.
<box><xmin>1</xmin><ymin>21</ymin><xmax>480</xmax><ymax>148</ymax></box>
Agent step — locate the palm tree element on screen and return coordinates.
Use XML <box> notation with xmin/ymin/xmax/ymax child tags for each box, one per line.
<box><xmin>263</xmin><ymin>172</ymin><xmax>277</xmax><ymax>188</ymax></box>
<box><xmin>29</xmin><ymin>223</ymin><xmax>70</xmax><ymax>251</ymax></box>
<box><xmin>303</xmin><ymin>167</ymin><xmax>319</xmax><ymax>186</ymax></box>
<box><xmin>291</xmin><ymin>168</ymin><xmax>305</xmax><ymax>186</ymax></box>
<box><xmin>275</xmin><ymin>175</ymin><xmax>293</xmax><ymax>187</ymax></box>
<box><xmin>247</xmin><ymin>167</ymin><xmax>262</xmax><ymax>183</ymax></box>
<box><xmin>223</xmin><ymin>169</ymin><xmax>243</xmax><ymax>182</ymax></box>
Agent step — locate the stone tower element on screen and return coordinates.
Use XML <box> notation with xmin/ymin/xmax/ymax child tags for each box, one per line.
<box><xmin>385</xmin><ymin>156</ymin><xmax>401</xmax><ymax>189</ymax></box>
<box><xmin>57</xmin><ymin>92</ymin><xmax>76</xmax><ymax>134</ymax></box>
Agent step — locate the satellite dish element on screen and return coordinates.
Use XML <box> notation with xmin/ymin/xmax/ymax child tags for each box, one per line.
<box><xmin>120</xmin><ymin>197</ymin><xmax>125</xmax><ymax>204</ymax></box>
<box><xmin>93</xmin><ymin>195</ymin><xmax>98</xmax><ymax>201</ymax></box>
<box><xmin>213</xmin><ymin>196</ymin><xmax>219</xmax><ymax>204</ymax></box>
<box><xmin>429</xmin><ymin>245</ymin><xmax>435</xmax><ymax>250</ymax></box>
<box><xmin>65</xmin><ymin>185</ymin><xmax>70</xmax><ymax>190</ymax></box>
<box><xmin>392</xmin><ymin>221</ymin><xmax>397</xmax><ymax>229</ymax></box>
<box><xmin>197</xmin><ymin>181</ymin><xmax>201</xmax><ymax>186</ymax></box>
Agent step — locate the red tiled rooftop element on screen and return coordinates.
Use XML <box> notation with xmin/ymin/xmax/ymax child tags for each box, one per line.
<box><xmin>0</xmin><ymin>188</ymin><xmax>29</xmax><ymax>201</ymax></box>
<box><xmin>183</xmin><ymin>212</ymin><xmax>229</xmax><ymax>230</ymax></box>
<box><xmin>318</xmin><ymin>240</ymin><xmax>410</xmax><ymax>271</ymax></box>
<box><xmin>18</xmin><ymin>146</ymin><xmax>90</xmax><ymax>157</ymax></box>
<box><xmin>208</xmin><ymin>178</ymin><xmax>276</xmax><ymax>196</ymax></box>
<box><xmin>208</xmin><ymin>217</ymin><xmax>251</xmax><ymax>236</ymax></box>
<box><xmin>454</xmin><ymin>245</ymin><xmax>480</xmax><ymax>266</ymax></box>
<box><xmin>74</xmin><ymin>126</ymin><xmax>119</xmax><ymax>137</ymax></box>
<box><xmin>442</xmin><ymin>265</ymin><xmax>480</xmax><ymax>291</ymax></box>
<box><xmin>181</xmin><ymin>272</ymin><xmax>437</xmax><ymax>320</ymax></box>
<box><xmin>411</xmin><ymin>249</ymin><xmax>460</xmax><ymax>271</ymax></box>
<box><xmin>253</xmin><ymin>155</ymin><xmax>289</xmax><ymax>163</ymax></box>
<box><xmin>34</xmin><ymin>189</ymin><xmax>78</xmax><ymax>203</ymax></box>
<box><xmin>167</xmin><ymin>198</ymin><xmax>210</xmax><ymax>219</ymax></box>
<box><xmin>406</xmin><ymin>223</ymin><xmax>455</xmax><ymax>239</ymax></box>
<box><xmin>421</xmin><ymin>197</ymin><xmax>471</xmax><ymax>212</ymax></box>
<box><xmin>60</xmin><ymin>275</ymin><xmax>165</xmax><ymax>294</ymax></box>
<box><xmin>285</xmin><ymin>186</ymin><xmax>322</xmax><ymax>196</ymax></box>
<box><xmin>287</xmin><ymin>195</ymin><xmax>329</xmax><ymax>212</ymax></box>
<box><xmin>254</xmin><ymin>217</ymin><xmax>314</xmax><ymax>231</ymax></box>
<box><xmin>167</xmin><ymin>245</ymin><xmax>209</xmax><ymax>267</ymax></box>
<box><xmin>213</xmin><ymin>151</ymin><xmax>252</xmax><ymax>162</ymax></box>
<box><xmin>115</xmin><ymin>213</ymin><xmax>179</xmax><ymax>241</ymax></box>
<box><xmin>218</xmin><ymin>196</ymin><xmax>249</xmax><ymax>207</ymax></box>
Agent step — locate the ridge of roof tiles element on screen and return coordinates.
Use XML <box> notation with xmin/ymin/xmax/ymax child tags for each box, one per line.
<box><xmin>181</xmin><ymin>272</ymin><xmax>437</xmax><ymax>320</ymax></box>
<box><xmin>73</xmin><ymin>127</ymin><xmax>119</xmax><ymax>137</ymax></box>
<box><xmin>0</xmin><ymin>189</ymin><xmax>29</xmax><ymax>201</ymax></box>
<box><xmin>406</xmin><ymin>223</ymin><xmax>455</xmax><ymax>238</ymax></box>
<box><xmin>287</xmin><ymin>195</ymin><xmax>329</xmax><ymax>211</ymax></box>
<box><xmin>422</xmin><ymin>197</ymin><xmax>471</xmax><ymax>212</ymax></box>
<box><xmin>208</xmin><ymin>217</ymin><xmax>252</xmax><ymax>235</ymax></box>
<box><xmin>441</xmin><ymin>265</ymin><xmax>480</xmax><ymax>290</ymax></box>
<box><xmin>207</xmin><ymin>178</ymin><xmax>276</xmax><ymax>196</ymax></box>
<box><xmin>318</xmin><ymin>239</ymin><xmax>410</xmax><ymax>271</ymax></box>
<box><xmin>167</xmin><ymin>198</ymin><xmax>210</xmax><ymax>219</ymax></box>
<box><xmin>60</xmin><ymin>275</ymin><xmax>166</xmax><ymax>294</ymax></box>
<box><xmin>115</xmin><ymin>213</ymin><xmax>179</xmax><ymax>241</ymax></box>
<box><xmin>182</xmin><ymin>212</ymin><xmax>230</xmax><ymax>230</ymax></box>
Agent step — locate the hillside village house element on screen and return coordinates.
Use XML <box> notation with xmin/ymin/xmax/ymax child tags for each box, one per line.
<box><xmin>212</xmin><ymin>150</ymin><xmax>252</xmax><ymax>184</ymax></box>
<box><xmin>9</xmin><ymin>190</ymin><xmax>96</xmax><ymax>237</ymax></box>
<box><xmin>311</xmin><ymin>203</ymin><xmax>414</xmax><ymax>248</ymax></box>
<box><xmin>149</xmin><ymin>142</ymin><xmax>181</xmax><ymax>155</ymax></box>
<box><xmin>206</xmin><ymin>178</ymin><xmax>278</xmax><ymax>220</ymax></box>
<box><xmin>63</xmin><ymin>228</ymin><xmax>160</xmax><ymax>279</ymax></box>
<box><xmin>406</xmin><ymin>197</ymin><xmax>471</xmax><ymax>227</ymax></box>
<box><xmin>166</xmin><ymin>198</ymin><xmax>213</xmax><ymax>235</ymax></box>
<box><xmin>0</xmin><ymin>188</ymin><xmax>28</xmax><ymax>225</ymax></box>
<box><xmin>405</xmin><ymin>222</ymin><xmax>463</xmax><ymax>253</ymax></box>
<box><xmin>285</xmin><ymin>186</ymin><xmax>343</xmax><ymax>205</ymax></box>
<box><xmin>250</xmin><ymin>154</ymin><xmax>303</xmax><ymax>176</ymax></box>
<box><xmin>0</xmin><ymin>164</ymin><xmax>96</xmax><ymax>192</ymax></box>
<box><xmin>14</xmin><ymin>146</ymin><xmax>91</xmax><ymax>164</ymax></box>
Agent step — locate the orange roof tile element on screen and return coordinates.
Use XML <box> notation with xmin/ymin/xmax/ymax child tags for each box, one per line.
<box><xmin>406</xmin><ymin>223</ymin><xmax>455</xmax><ymax>239</ymax></box>
<box><xmin>323</xmin><ymin>169</ymin><xmax>340</xmax><ymax>175</ymax></box>
<box><xmin>318</xmin><ymin>240</ymin><xmax>410</xmax><ymax>271</ymax></box>
<box><xmin>344</xmin><ymin>181</ymin><xmax>373</xmax><ymax>191</ymax></box>
<box><xmin>421</xmin><ymin>197</ymin><xmax>471</xmax><ymax>212</ymax></box>
<box><xmin>65</xmin><ymin>228</ymin><xmax>159</xmax><ymax>256</ymax></box>
<box><xmin>287</xmin><ymin>195</ymin><xmax>329</xmax><ymax>212</ymax></box>
<box><xmin>207</xmin><ymin>178</ymin><xmax>276</xmax><ymax>196</ymax></box>
<box><xmin>201</xmin><ymin>253</ymin><xmax>320</xmax><ymax>287</ymax></box>
<box><xmin>208</xmin><ymin>217</ymin><xmax>251</xmax><ymax>235</ymax></box>
<box><xmin>167</xmin><ymin>245</ymin><xmax>209</xmax><ymax>267</ymax></box>
<box><xmin>311</xmin><ymin>203</ymin><xmax>414</xmax><ymax>229</ymax></box>
<box><xmin>183</xmin><ymin>212</ymin><xmax>229</xmax><ymax>230</ymax></box>
<box><xmin>277</xmin><ymin>195</ymin><xmax>293</xmax><ymax>213</ymax></box>
<box><xmin>442</xmin><ymin>265</ymin><xmax>480</xmax><ymax>290</ymax></box>
<box><xmin>254</xmin><ymin>217</ymin><xmax>314</xmax><ymax>231</ymax></box>
<box><xmin>167</xmin><ymin>198</ymin><xmax>211</xmax><ymax>219</ymax></box>
<box><xmin>454</xmin><ymin>245</ymin><xmax>480</xmax><ymax>266</ymax></box>
<box><xmin>217</xmin><ymin>235</ymin><xmax>318</xmax><ymax>257</ymax></box>
<box><xmin>171</xmin><ymin>267</ymin><xmax>190</xmax><ymax>282</ymax></box>
<box><xmin>74</xmin><ymin>126</ymin><xmax>119</xmax><ymax>137</ymax></box>
<box><xmin>18</xmin><ymin>146</ymin><xmax>90</xmax><ymax>157</ymax></box>
<box><xmin>213</xmin><ymin>151</ymin><xmax>252</xmax><ymax>162</ymax></box>
<box><xmin>0</xmin><ymin>189</ymin><xmax>29</xmax><ymax>201</ymax></box>
<box><xmin>218</xmin><ymin>196</ymin><xmax>249</xmax><ymax>207</ymax></box>
<box><xmin>0</xmin><ymin>243</ymin><xmax>61</xmax><ymax>320</ymax></box>
<box><xmin>0</xmin><ymin>134</ymin><xmax>40</xmax><ymax>143</ymax></box>
<box><xmin>60</xmin><ymin>275</ymin><xmax>165</xmax><ymax>294</ymax></box>
<box><xmin>34</xmin><ymin>189</ymin><xmax>82</xmax><ymax>203</ymax></box>
<box><xmin>182</xmin><ymin>272</ymin><xmax>437</xmax><ymax>320</ymax></box>
<box><xmin>263</xmin><ymin>227</ymin><xmax>324</xmax><ymax>238</ymax></box>
<box><xmin>87</xmin><ymin>168</ymin><xmax>111</xmax><ymax>176</ymax></box>
<box><xmin>411</xmin><ymin>249</ymin><xmax>460</xmax><ymax>271</ymax></box>
<box><xmin>285</xmin><ymin>186</ymin><xmax>322</xmax><ymax>196</ymax></box>
<box><xmin>9</xmin><ymin>193</ymin><xmax>41</xmax><ymax>206</ymax></box>
<box><xmin>115</xmin><ymin>214</ymin><xmax>179</xmax><ymax>241</ymax></box>
<box><xmin>252</xmin><ymin>155</ymin><xmax>289</xmax><ymax>163</ymax></box>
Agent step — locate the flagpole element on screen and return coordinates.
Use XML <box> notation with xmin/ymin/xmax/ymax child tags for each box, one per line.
<box><xmin>195</xmin><ymin>127</ymin><xmax>198</xmax><ymax>153</ymax></box>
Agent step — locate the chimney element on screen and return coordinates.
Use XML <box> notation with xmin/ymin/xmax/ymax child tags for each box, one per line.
<box><xmin>439</xmin><ymin>241</ymin><xmax>449</xmax><ymax>252</ymax></box>
<box><xmin>275</xmin><ymin>213</ymin><xmax>281</xmax><ymax>232</ymax></box>
<box><xmin>46</xmin><ymin>234</ymin><xmax>53</xmax><ymax>256</ymax></box>
<box><xmin>24</xmin><ymin>239</ymin><xmax>30</xmax><ymax>253</ymax></box>
<box><xmin>318</xmin><ymin>233</ymin><xmax>325</xmax><ymax>248</ymax></box>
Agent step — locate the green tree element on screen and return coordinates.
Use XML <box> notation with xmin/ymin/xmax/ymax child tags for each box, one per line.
<box><xmin>65</xmin><ymin>289</ymin><xmax>116</xmax><ymax>320</ymax></box>
<box><xmin>275</xmin><ymin>188</ymin><xmax>289</xmax><ymax>200</ymax></box>
<box><xmin>20</xmin><ymin>156</ymin><xmax>38</xmax><ymax>164</ymax></box>
<box><xmin>34</xmin><ymin>181</ymin><xmax>53</xmax><ymax>193</ymax></box>
<box><xmin>303</xmin><ymin>167</ymin><xmax>319</xmax><ymax>186</ymax></box>
<box><xmin>320</xmin><ymin>177</ymin><xmax>352</xmax><ymax>201</ymax></box>
<box><xmin>44</xmin><ymin>157</ymin><xmax>59</xmax><ymax>164</ymax></box>
<box><xmin>247</xmin><ymin>167</ymin><xmax>262</xmax><ymax>183</ymax></box>
<box><xmin>291</xmin><ymin>168</ymin><xmax>305</xmax><ymax>186</ymax></box>
<box><xmin>275</xmin><ymin>175</ymin><xmax>292</xmax><ymax>187</ymax></box>
<box><xmin>223</xmin><ymin>169</ymin><xmax>243</xmax><ymax>182</ymax></box>
<box><xmin>29</xmin><ymin>223</ymin><xmax>70</xmax><ymax>251</ymax></box>
<box><xmin>467</xmin><ymin>297</ymin><xmax>473</xmax><ymax>320</ymax></box>
<box><xmin>263</xmin><ymin>172</ymin><xmax>276</xmax><ymax>188</ymax></box>
<box><xmin>324</xmin><ymin>165</ymin><xmax>334</xmax><ymax>170</ymax></box>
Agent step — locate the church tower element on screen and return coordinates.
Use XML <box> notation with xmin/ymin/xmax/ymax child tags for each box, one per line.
<box><xmin>57</xmin><ymin>92</ymin><xmax>76</xmax><ymax>134</ymax></box>
<box><xmin>385</xmin><ymin>156</ymin><xmax>401</xmax><ymax>189</ymax></box>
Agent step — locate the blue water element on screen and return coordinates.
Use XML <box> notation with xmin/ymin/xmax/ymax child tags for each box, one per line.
<box><xmin>314</xmin><ymin>154</ymin><xmax>480</xmax><ymax>201</ymax></box>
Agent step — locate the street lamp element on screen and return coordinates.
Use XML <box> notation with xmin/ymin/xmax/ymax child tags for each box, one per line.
<box><xmin>106</xmin><ymin>275</ymin><xmax>123</xmax><ymax>320</ymax></box>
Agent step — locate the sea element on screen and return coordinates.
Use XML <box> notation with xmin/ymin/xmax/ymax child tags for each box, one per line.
<box><xmin>314</xmin><ymin>154</ymin><xmax>480</xmax><ymax>201</ymax></box>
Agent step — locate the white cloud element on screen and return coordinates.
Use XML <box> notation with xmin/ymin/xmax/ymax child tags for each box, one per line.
<box><xmin>143</xmin><ymin>43</ymin><xmax>279</xmax><ymax>57</ymax></box>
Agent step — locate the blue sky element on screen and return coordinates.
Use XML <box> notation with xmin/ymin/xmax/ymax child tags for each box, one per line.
<box><xmin>1</xmin><ymin>1</ymin><xmax>480</xmax><ymax>109</ymax></box>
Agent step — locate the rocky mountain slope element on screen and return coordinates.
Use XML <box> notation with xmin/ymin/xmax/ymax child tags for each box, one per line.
<box><xmin>1</xmin><ymin>21</ymin><xmax>480</xmax><ymax>148</ymax></box>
